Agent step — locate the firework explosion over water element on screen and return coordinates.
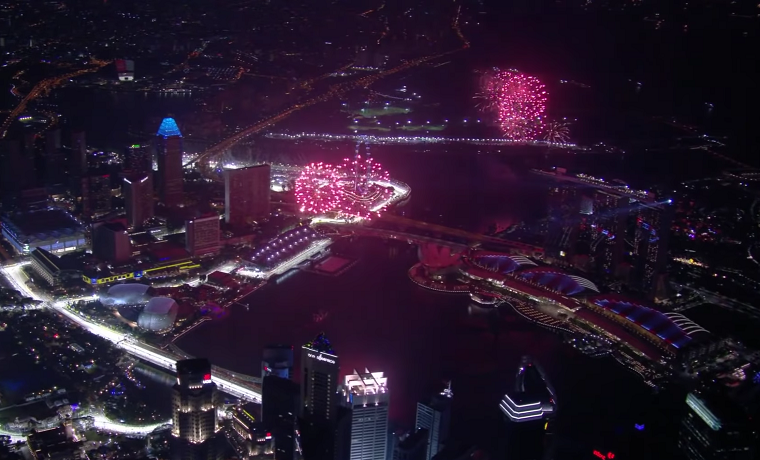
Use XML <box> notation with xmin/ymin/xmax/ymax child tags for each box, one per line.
<box><xmin>295</xmin><ymin>149</ymin><xmax>393</xmax><ymax>219</ymax></box>
<box><xmin>476</xmin><ymin>69</ymin><xmax>548</xmax><ymax>141</ymax></box>
<box><xmin>295</xmin><ymin>162</ymin><xmax>343</xmax><ymax>215</ymax></box>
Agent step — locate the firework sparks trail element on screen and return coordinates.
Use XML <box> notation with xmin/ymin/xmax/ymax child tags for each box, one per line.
<box><xmin>476</xmin><ymin>69</ymin><xmax>547</xmax><ymax>141</ymax></box>
<box><xmin>544</xmin><ymin>121</ymin><xmax>571</xmax><ymax>143</ymax></box>
<box><xmin>295</xmin><ymin>162</ymin><xmax>344</xmax><ymax>215</ymax></box>
<box><xmin>295</xmin><ymin>155</ymin><xmax>393</xmax><ymax>220</ymax></box>
<box><xmin>336</xmin><ymin>152</ymin><xmax>393</xmax><ymax>219</ymax></box>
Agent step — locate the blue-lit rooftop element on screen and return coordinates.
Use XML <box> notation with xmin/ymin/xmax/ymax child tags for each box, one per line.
<box><xmin>156</xmin><ymin>117</ymin><xmax>182</xmax><ymax>138</ymax></box>
<box><xmin>591</xmin><ymin>295</ymin><xmax>710</xmax><ymax>349</ymax></box>
<box><xmin>305</xmin><ymin>333</ymin><xmax>335</xmax><ymax>355</ymax></box>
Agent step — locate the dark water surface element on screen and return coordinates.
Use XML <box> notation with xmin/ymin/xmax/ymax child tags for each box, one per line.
<box><xmin>177</xmin><ymin>238</ymin><xmax>674</xmax><ymax>457</ymax></box>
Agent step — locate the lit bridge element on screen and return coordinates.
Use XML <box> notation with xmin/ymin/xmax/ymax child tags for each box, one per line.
<box><xmin>184</xmin><ymin>44</ymin><xmax>468</xmax><ymax>179</ymax></box>
<box><xmin>371</xmin><ymin>215</ymin><xmax>545</xmax><ymax>257</ymax></box>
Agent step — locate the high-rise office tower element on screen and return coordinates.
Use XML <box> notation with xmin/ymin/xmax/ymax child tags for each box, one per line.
<box><xmin>185</xmin><ymin>214</ymin><xmax>221</xmax><ymax>257</ymax></box>
<box><xmin>499</xmin><ymin>357</ymin><xmax>556</xmax><ymax>460</ymax></box>
<box><xmin>544</xmin><ymin>185</ymin><xmax>579</xmax><ymax>262</ymax></box>
<box><xmin>224</xmin><ymin>164</ymin><xmax>271</xmax><ymax>226</ymax></box>
<box><xmin>393</xmin><ymin>430</ymin><xmax>428</xmax><ymax>460</ymax></box>
<box><xmin>45</xmin><ymin>129</ymin><xmax>61</xmax><ymax>156</ymax></box>
<box><xmin>70</xmin><ymin>131</ymin><xmax>87</xmax><ymax>175</ymax></box>
<box><xmin>588</xmin><ymin>190</ymin><xmax>626</xmax><ymax>278</ymax></box>
<box><xmin>23</xmin><ymin>132</ymin><xmax>37</xmax><ymax>159</ymax></box>
<box><xmin>415</xmin><ymin>383</ymin><xmax>452</xmax><ymax>460</ymax></box>
<box><xmin>92</xmin><ymin>222</ymin><xmax>131</xmax><ymax>263</ymax></box>
<box><xmin>262</xmin><ymin>374</ymin><xmax>299</xmax><ymax>460</ymax></box>
<box><xmin>124</xmin><ymin>144</ymin><xmax>152</xmax><ymax>174</ymax></box>
<box><xmin>123</xmin><ymin>174</ymin><xmax>154</xmax><ymax>229</ymax></box>
<box><xmin>0</xmin><ymin>139</ymin><xmax>34</xmax><ymax>194</ymax></box>
<box><xmin>81</xmin><ymin>174</ymin><xmax>112</xmax><ymax>218</ymax></box>
<box><xmin>300</xmin><ymin>333</ymin><xmax>340</xmax><ymax>459</ymax></box>
<box><xmin>155</xmin><ymin>118</ymin><xmax>184</xmax><ymax>208</ymax></box>
<box><xmin>678</xmin><ymin>392</ymin><xmax>756</xmax><ymax>460</ymax></box>
<box><xmin>338</xmin><ymin>369</ymin><xmax>390</xmax><ymax>460</ymax></box>
<box><xmin>171</xmin><ymin>358</ymin><xmax>220</xmax><ymax>460</ymax></box>
<box><xmin>635</xmin><ymin>202</ymin><xmax>673</xmax><ymax>299</ymax></box>
<box><xmin>301</xmin><ymin>333</ymin><xmax>339</xmax><ymax>421</ymax></box>
<box><xmin>262</xmin><ymin>345</ymin><xmax>294</xmax><ymax>379</ymax></box>
<box><xmin>229</xmin><ymin>406</ymin><xmax>276</xmax><ymax>458</ymax></box>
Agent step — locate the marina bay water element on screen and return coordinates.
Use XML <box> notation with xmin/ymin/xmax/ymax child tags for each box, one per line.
<box><xmin>177</xmin><ymin>235</ymin><xmax>677</xmax><ymax>456</ymax></box>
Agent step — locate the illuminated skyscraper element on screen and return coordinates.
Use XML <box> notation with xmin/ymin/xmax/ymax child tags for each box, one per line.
<box><xmin>171</xmin><ymin>358</ymin><xmax>220</xmax><ymax>460</ymax></box>
<box><xmin>124</xmin><ymin>144</ymin><xmax>152</xmax><ymax>174</ymax></box>
<box><xmin>156</xmin><ymin>118</ymin><xmax>184</xmax><ymax>208</ymax></box>
<box><xmin>635</xmin><ymin>203</ymin><xmax>673</xmax><ymax>299</ymax></box>
<box><xmin>499</xmin><ymin>357</ymin><xmax>556</xmax><ymax>460</ymax></box>
<box><xmin>588</xmin><ymin>190</ymin><xmax>626</xmax><ymax>278</ymax></box>
<box><xmin>185</xmin><ymin>214</ymin><xmax>220</xmax><ymax>257</ymax></box>
<box><xmin>262</xmin><ymin>345</ymin><xmax>294</xmax><ymax>380</ymax></box>
<box><xmin>679</xmin><ymin>392</ymin><xmax>756</xmax><ymax>460</ymax></box>
<box><xmin>415</xmin><ymin>383</ymin><xmax>452</xmax><ymax>460</ymax></box>
<box><xmin>300</xmin><ymin>333</ymin><xmax>339</xmax><ymax>459</ymax></box>
<box><xmin>81</xmin><ymin>174</ymin><xmax>112</xmax><ymax>218</ymax></box>
<box><xmin>338</xmin><ymin>369</ymin><xmax>390</xmax><ymax>460</ymax></box>
<box><xmin>301</xmin><ymin>333</ymin><xmax>339</xmax><ymax>421</ymax></box>
<box><xmin>224</xmin><ymin>164</ymin><xmax>271</xmax><ymax>226</ymax></box>
<box><xmin>123</xmin><ymin>174</ymin><xmax>154</xmax><ymax>229</ymax></box>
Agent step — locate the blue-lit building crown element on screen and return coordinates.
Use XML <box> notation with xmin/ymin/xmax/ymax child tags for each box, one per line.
<box><xmin>157</xmin><ymin>117</ymin><xmax>182</xmax><ymax>138</ymax></box>
<box><xmin>305</xmin><ymin>333</ymin><xmax>335</xmax><ymax>355</ymax></box>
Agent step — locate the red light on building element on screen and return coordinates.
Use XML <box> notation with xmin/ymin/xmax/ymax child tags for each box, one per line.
<box><xmin>592</xmin><ymin>451</ymin><xmax>615</xmax><ymax>460</ymax></box>
<box><xmin>203</xmin><ymin>373</ymin><xmax>211</xmax><ymax>381</ymax></box>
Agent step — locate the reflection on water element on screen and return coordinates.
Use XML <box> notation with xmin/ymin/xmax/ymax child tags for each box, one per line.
<box><xmin>177</xmin><ymin>238</ymin><xmax>665</xmax><ymax>455</ymax></box>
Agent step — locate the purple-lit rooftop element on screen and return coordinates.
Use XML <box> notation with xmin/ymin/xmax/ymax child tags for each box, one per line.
<box><xmin>305</xmin><ymin>332</ymin><xmax>335</xmax><ymax>355</ymax></box>
<box><xmin>591</xmin><ymin>294</ymin><xmax>710</xmax><ymax>349</ymax></box>
<box><xmin>516</xmin><ymin>267</ymin><xmax>599</xmax><ymax>296</ymax></box>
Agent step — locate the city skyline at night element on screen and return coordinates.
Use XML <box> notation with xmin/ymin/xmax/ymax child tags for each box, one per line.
<box><xmin>0</xmin><ymin>1</ymin><xmax>758</xmax><ymax>460</ymax></box>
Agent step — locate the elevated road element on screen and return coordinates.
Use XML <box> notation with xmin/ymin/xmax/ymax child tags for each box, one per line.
<box><xmin>0</xmin><ymin>262</ymin><xmax>262</xmax><ymax>403</ymax></box>
<box><xmin>187</xmin><ymin>47</ymin><xmax>468</xmax><ymax>179</ymax></box>
<box><xmin>674</xmin><ymin>286</ymin><xmax>760</xmax><ymax>321</ymax></box>
<box><xmin>333</xmin><ymin>225</ymin><xmax>469</xmax><ymax>250</ymax></box>
<box><xmin>1</xmin><ymin>59</ymin><xmax>111</xmax><ymax>138</ymax></box>
<box><xmin>374</xmin><ymin>215</ymin><xmax>544</xmax><ymax>256</ymax></box>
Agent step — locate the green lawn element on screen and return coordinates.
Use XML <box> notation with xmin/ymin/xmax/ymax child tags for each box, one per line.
<box><xmin>347</xmin><ymin>125</ymin><xmax>392</xmax><ymax>132</ymax></box>
<box><xmin>399</xmin><ymin>124</ymin><xmax>446</xmax><ymax>132</ymax></box>
<box><xmin>349</xmin><ymin>106</ymin><xmax>411</xmax><ymax>118</ymax></box>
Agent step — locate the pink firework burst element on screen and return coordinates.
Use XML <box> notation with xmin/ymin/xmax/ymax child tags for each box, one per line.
<box><xmin>479</xmin><ymin>69</ymin><xmax>547</xmax><ymax>141</ymax></box>
<box><xmin>295</xmin><ymin>162</ymin><xmax>344</xmax><ymax>215</ymax></box>
<box><xmin>336</xmin><ymin>153</ymin><xmax>393</xmax><ymax>219</ymax></box>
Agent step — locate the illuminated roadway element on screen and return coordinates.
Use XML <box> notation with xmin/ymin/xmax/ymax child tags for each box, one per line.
<box><xmin>187</xmin><ymin>46</ymin><xmax>469</xmax><ymax>179</ymax></box>
<box><xmin>266</xmin><ymin>132</ymin><xmax>580</xmax><ymax>149</ymax></box>
<box><xmin>0</xmin><ymin>59</ymin><xmax>111</xmax><ymax>138</ymax></box>
<box><xmin>374</xmin><ymin>214</ymin><xmax>545</xmax><ymax>255</ymax></box>
<box><xmin>0</xmin><ymin>263</ymin><xmax>262</xmax><ymax>405</ymax></box>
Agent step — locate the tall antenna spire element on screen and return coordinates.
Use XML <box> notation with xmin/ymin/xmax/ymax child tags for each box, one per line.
<box><xmin>440</xmin><ymin>380</ymin><xmax>453</xmax><ymax>398</ymax></box>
